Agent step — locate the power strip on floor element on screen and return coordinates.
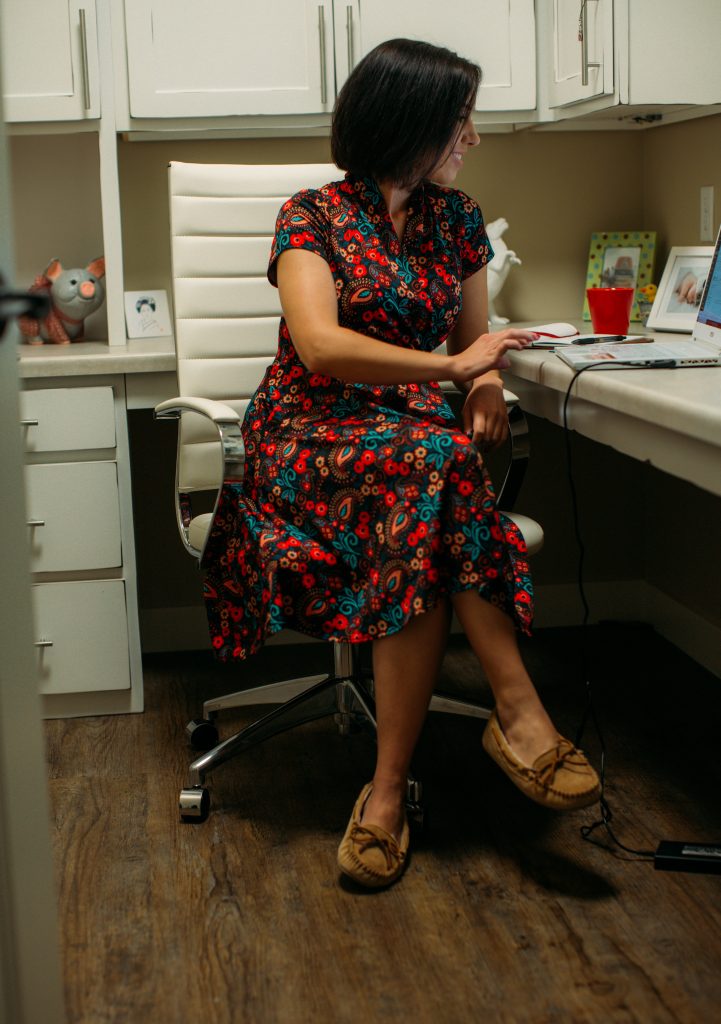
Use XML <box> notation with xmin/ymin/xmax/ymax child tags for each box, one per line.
<box><xmin>654</xmin><ymin>841</ymin><xmax>721</xmax><ymax>876</ymax></box>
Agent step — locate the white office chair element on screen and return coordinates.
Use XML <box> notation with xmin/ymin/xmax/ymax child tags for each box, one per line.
<box><xmin>155</xmin><ymin>162</ymin><xmax>543</xmax><ymax>823</ymax></box>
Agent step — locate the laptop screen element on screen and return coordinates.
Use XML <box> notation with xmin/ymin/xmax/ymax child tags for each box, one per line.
<box><xmin>696</xmin><ymin>227</ymin><xmax>721</xmax><ymax>333</ymax></box>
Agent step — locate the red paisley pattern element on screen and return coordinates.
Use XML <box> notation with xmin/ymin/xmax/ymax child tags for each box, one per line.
<box><xmin>202</xmin><ymin>174</ymin><xmax>533</xmax><ymax>661</ymax></box>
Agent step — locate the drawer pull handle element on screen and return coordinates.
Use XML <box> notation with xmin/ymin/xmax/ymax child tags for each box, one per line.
<box><xmin>34</xmin><ymin>640</ymin><xmax>54</xmax><ymax>649</ymax></box>
<box><xmin>318</xmin><ymin>5</ymin><xmax>327</xmax><ymax>106</ymax></box>
<box><xmin>346</xmin><ymin>5</ymin><xmax>354</xmax><ymax>73</ymax></box>
<box><xmin>27</xmin><ymin>519</ymin><xmax>45</xmax><ymax>527</ymax></box>
<box><xmin>79</xmin><ymin>8</ymin><xmax>92</xmax><ymax>111</ymax></box>
<box><xmin>20</xmin><ymin>419</ymin><xmax>39</xmax><ymax>427</ymax></box>
<box><xmin>580</xmin><ymin>0</ymin><xmax>601</xmax><ymax>87</ymax></box>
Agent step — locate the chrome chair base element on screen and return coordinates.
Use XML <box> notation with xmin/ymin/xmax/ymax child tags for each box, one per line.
<box><xmin>179</xmin><ymin>641</ymin><xmax>493</xmax><ymax>823</ymax></box>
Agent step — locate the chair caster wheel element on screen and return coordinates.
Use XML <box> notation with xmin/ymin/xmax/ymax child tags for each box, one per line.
<box><xmin>179</xmin><ymin>787</ymin><xmax>210</xmax><ymax>823</ymax></box>
<box><xmin>186</xmin><ymin>718</ymin><xmax>219</xmax><ymax>750</ymax></box>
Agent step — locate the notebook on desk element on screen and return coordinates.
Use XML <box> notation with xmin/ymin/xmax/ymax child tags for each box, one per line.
<box><xmin>555</xmin><ymin>227</ymin><xmax>721</xmax><ymax>370</ymax></box>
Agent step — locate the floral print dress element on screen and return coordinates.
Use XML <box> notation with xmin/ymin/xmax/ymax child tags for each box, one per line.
<box><xmin>202</xmin><ymin>174</ymin><xmax>533</xmax><ymax>661</ymax></box>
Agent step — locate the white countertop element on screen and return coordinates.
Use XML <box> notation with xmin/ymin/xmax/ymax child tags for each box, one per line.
<box><xmin>504</xmin><ymin>324</ymin><xmax>721</xmax><ymax>495</ymax></box>
<box><xmin>506</xmin><ymin>346</ymin><xmax>721</xmax><ymax>448</ymax></box>
<box><xmin>17</xmin><ymin>337</ymin><xmax>177</xmax><ymax>378</ymax></box>
<box><xmin>16</xmin><ymin>325</ymin><xmax>721</xmax><ymax>469</ymax></box>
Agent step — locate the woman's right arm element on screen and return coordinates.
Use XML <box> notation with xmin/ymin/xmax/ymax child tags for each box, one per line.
<box><xmin>276</xmin><ymin>248</ymin><xmax>535</xmax><ymax>385</ymax></box>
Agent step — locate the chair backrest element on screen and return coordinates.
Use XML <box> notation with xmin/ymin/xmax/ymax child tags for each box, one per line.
<box><xmin>168</xmin><ymin>161</ymin><xmax>339</xmax><ymax>492</ymax></box>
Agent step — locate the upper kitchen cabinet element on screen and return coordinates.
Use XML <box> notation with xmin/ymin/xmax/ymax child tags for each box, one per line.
<box><xmin>1</xmin><ymin>0</ymin><xmax>101</xmax><ymax>122</ymax></box>
<box><xmin>545</xmin><ymin>0</ymin><xmax>613</xmax><ymax>108</ymax></box>
<box><xmin>122</xmin><ymin>0</ymin><xmax>335</xmax><ymax>117</ymax></box>
<box><xmin>542</xmin><ymin>0</ymin><xmax>721</xmax><ymax>121</ymax></box>
<box><xmin>119</xmin><ymin>0</ymin><xmax>535</xmax><ymax>125</ymax></box>
<box><xmin>338</xmin><ymin>0</ymin><xmax>536</xmax><ymax>114</ymax></box>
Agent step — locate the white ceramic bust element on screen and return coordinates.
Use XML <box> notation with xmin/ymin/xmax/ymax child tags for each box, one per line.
<box><xmin>485</xmin><ymin>218</ymin><xmax>521</xmax><ymax>325</ymax></box>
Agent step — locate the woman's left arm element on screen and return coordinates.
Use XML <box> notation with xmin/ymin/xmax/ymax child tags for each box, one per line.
<box><xmin>446</xmin><ymin>266</ymin><xmax>509</xmax><ymax>448</ymax></box>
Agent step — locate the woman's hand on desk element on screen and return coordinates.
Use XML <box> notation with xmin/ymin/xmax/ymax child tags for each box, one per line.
<box><xmin>449</xmin><ymin>328</ymin><xmax>536</xmax><ymax>382</ymax></box>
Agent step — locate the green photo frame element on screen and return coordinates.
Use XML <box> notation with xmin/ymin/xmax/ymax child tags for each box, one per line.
<box><xmin>583</xmin><ymin>231</ymin><xmax>657</xmax><ymax>321</ymax></box>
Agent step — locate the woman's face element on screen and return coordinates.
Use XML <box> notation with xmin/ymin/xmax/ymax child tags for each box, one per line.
<box><xmin>427</xmin><ymin>114</ymin><xmax>480</xmax><ymax>186</ymax></box>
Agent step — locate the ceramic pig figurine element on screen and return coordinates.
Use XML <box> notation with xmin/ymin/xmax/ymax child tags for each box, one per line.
<box><xmin>485</xmin><ymin>219</ymin><xmax>521</xmax><ymax>325</ymax></box>
<box><xmin>19</xmin><ymin>257</ymin><xmax>106</xmax><ymax>344</ymax></box>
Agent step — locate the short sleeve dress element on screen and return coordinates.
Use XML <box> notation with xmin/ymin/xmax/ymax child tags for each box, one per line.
<box><xmin>202</xmin><ymin>174</ymin><xmax>533</xmax><ymax>662</ymax></box>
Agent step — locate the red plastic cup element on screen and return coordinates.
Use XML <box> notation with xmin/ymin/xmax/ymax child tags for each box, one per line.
<box><xmin>586</xmin><ymin>287</ymin><xmax>634</xmax><ymax>334</ymax></box>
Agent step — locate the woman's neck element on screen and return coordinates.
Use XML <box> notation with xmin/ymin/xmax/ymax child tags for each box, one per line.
<box><xmin>377</xmin><ymin>180</ymin><xmax>414</xmax><ymax>240</ymax></box>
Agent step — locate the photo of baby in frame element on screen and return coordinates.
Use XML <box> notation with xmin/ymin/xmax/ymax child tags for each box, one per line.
<box><xmin>600</xmin><ymin>247</ymin><xmax>641</xmax><ymax>289</ymax></box>
<box><xmin>646</xmin><ymin>247</ymin><xmax>715</xmax><ymax>332</ymax></box>
<box><xmin>583</xmin><ymin>231</ymin><xmax>656</xmax><ymax>322</ymax></box>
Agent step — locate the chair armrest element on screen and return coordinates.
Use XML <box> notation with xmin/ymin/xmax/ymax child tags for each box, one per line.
<box><xmin>154</xmin><ymin>396</ymin><xmax>241</xmax><ymax>423</ymax></box>
<box><xmin>154</xmin><ymin>396</ymin><xmax>244</xmax><ymax>561</ymax></box>
<box><xmin>442</xmin><ymin>382</ymin><xmax>519</xmax><ymax>409</ymax></box>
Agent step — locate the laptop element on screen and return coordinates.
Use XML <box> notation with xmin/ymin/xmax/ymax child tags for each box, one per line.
<box><xmin>555</xmin><ymin>227</ymin><xmax>721</xmax><ymax>370</ymax></box>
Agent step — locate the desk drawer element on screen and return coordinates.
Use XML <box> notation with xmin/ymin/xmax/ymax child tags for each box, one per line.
<box><xmin>33</xmin><ymin>580</ymin><xmax>131</xmax><ymax>694</ymax></box>
<box><xmin>25</xmin><ymin>462</ymin><xmax>122</xmax><ymax>572</ymax></box>
<box><xmin>21</xmin><ymin>386</ymin><xmax>116</xmax><ymax>452</ymax></box>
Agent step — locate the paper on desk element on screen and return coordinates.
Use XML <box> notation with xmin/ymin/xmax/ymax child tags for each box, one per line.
<box><xmin>526</xmin><ymin>322</ymin><xmax>579</xmax><ymax>346</ymax></box>
<box><xmin>530</xmin><ymin>332</ymin><xmax>649</xmax><ymax>349</ymax></box>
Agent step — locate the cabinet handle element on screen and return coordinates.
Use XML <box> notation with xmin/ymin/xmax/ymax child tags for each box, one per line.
<box><xmin>79</xmin><ymin>8</ymin><xmax>91</xmax><ymax>111</ymax></box>
<box><xmin>346</xmin><ymin>5</ymin><xmax>354</xmax><ymax>74</ymax></box>
<box><xmin>26</xmin><ymin>519</ymin><xmax>46</xmax><ymax>527</ymax></box>
<box><xmin>20</xmin><ymin>418</ymin><xmax>39</xmax><ymax>427</ymax></box>
<box><xmin>318</xmin><ymin>6</ymin><xmax>327</xmax><ymax>106</ymax></box>
<box><xmin>34</xmin><ymin>640</ymin><xmax>53</xmax><ymax>649</ymax></box>
<box><xmin>579</xmin><ymin>0</ymin><xmax>601</xmax><ymax>87</ymax></box>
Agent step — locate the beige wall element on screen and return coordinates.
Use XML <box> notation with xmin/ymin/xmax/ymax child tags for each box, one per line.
<box><xmin>118</xmin><ymin>135</ymin><xmax>332</xmax><ymax>296</ymax></box>
<box><xmin>118</xmin><ymin>115</ymin><xmax>721</xmax><ymax>322</ymax></box>
<box><xmin>118</xmin><ymin>129</ymin><xmax>647</xmax><ymax>323</ymax></box>
<box><xmin>642</xmin><ymin>112</ymin><xmax>721</xmax><ymax>255</ymax></box>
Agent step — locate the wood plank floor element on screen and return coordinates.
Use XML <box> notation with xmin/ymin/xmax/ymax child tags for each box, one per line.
<box><xmin>45</xmin><ymin>625</ymin><xmax>721</xmax><ymax>1024</ymax></box>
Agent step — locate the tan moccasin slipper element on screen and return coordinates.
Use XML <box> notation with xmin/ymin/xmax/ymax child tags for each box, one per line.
<box><xmin>337</xmin><ymin>783</ymin><xmax>410</xmax><ymax>888</ymax></box>
<box><xmin>482</xmin><ymin>710</ymin><xmax>601</xmax><ymax>810</ymax></box>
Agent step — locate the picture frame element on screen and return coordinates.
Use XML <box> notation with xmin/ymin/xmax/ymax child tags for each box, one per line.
<box><xmin>124</xmin><ymin>289</ymin><xmax>172</xmax><ymax>339</ymax></box>
<box><xmin>646</xmin><ymin>246</ymin><xmax>716</xmax><ymax>333</ymax></box>
<box><xmin>583</xmin><ymin>231</ymin><xmax>657</xmax><ymax>322</ymax></box>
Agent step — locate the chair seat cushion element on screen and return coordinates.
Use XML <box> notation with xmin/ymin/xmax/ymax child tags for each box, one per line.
<box><xmin>189</xmin><ymin>513</ymin><xmax>213</xmax><ymax>552</ymax></box>
<box><xmin>503</xmin><ymin>513</ymin><xmax>544</xmax><ymax>556</ymax></box>
<box><xmin>180</xmin><ymin>462</ymin><xmax>545</xmax><ymax>566</ymax></box>
<box><xmin>192</xmin><ymin>511</ymin><xmax>542</xmax><ymax>559</ymax></box>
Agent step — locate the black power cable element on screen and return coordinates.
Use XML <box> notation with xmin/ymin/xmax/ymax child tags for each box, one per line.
<box><xmin>561</xmin><ymin>362</ymin><xmax>660</xmax><ymax>859</ymax></box>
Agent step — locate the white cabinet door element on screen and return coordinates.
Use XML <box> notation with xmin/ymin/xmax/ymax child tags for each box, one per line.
<box><xmin>338</xmin><ymin>0</ymin><xmax>536</xmax><ymax>112</ymax></box>
<box><xmin>546</xmin><ymin>0</ymin><xmax>614</xmax><ymax>107</ymax></box>
<box><xmin>25</xmin><ymin>461</ymin><xmax>122</xmax><ymax>573</ymax></box>
<box><xmin>20</xmin><ymin>386</ymin><xmax>116</xmax><ymax>452</ymax></box>
<box><xmin>123</xmin><ymin>0</ymin><xmax>335</xmax><ymax>117</ymax></box>
<box><xmin>0</xmin><ymin>0</ymin><xmax>101</xmax><ymax>121</ymax></box>
<box><xmin>33</xmin><ymin>580</ymin><xmax>131</xmax><ymax>693</ymax></box>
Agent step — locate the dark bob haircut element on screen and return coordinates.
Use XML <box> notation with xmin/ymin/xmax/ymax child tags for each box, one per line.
<box><xmin>331</xmin><ymin>38</ymin><xmax>481</xmax><ymax>189</ymax></box>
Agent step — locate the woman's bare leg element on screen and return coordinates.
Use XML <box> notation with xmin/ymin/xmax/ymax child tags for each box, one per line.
<box><xmin>451</xmin><ymin>589</ymin><xmax>558</xmax><ymax>766</ymax></box>
<box><xmin>361</xmin><ymin>600</ymin><xmax>450</xmax><ymax>839</ymax></box>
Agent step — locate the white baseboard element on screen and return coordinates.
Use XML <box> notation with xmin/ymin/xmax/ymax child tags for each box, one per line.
<box><xmin>141</xmin><ymin>581</ymin><xmax>721</xmax><ymax>679</ymax></box>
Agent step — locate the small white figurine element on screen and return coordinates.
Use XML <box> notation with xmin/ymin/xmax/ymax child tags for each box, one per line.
<box><xmin>485</xmin><ymin>217</ymin><xmax>521</xmax><ymax>325</ymax></box>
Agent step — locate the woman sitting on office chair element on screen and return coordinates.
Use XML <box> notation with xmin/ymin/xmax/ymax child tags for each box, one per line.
<box><xmin>204</xmin><ymin>38</ymin><xmax>600</xmax><ymax>888</ymax></box>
